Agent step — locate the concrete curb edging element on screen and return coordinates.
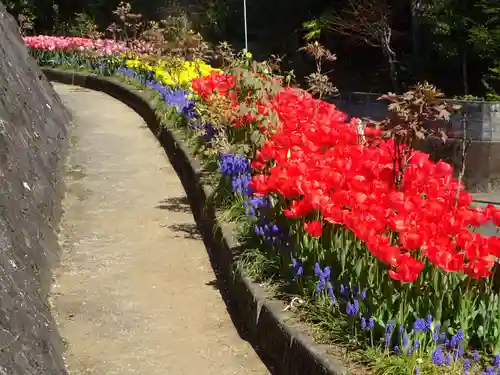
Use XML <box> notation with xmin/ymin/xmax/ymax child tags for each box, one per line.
<box><xmin>43</xmin><ymin>68</ymin><xmax>347</xmax><ymax>375</ymax></box>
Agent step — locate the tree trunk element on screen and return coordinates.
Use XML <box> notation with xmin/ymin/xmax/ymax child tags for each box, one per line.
<box><xmin>410</xmin><ymin>0</ymin><xmax>422</xmax><ymax>79</ymax></box>
<box><xmin>381</xmin><ymin>29</ymin><xmax>399</xmax><ymax>93</ymax></box>
<box><xmin>462</xmin><ymin>50</ymin><xmax>469</xmax><ymax>94</ymax></box>
<box><xmin>386</xmin><ymin>50</ymin><xmax>399</xmax><ymax>93</ymax></box>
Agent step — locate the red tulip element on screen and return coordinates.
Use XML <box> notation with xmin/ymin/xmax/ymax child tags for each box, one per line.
<box><xmin>304</xmin><ymin>221</ymin><xmax>323</xmax><ymax>237</ymax></box>
<box><xmin>193</xmin><ymin>70</ymin><xmax>500</xmax><ymax>283</ymax></box>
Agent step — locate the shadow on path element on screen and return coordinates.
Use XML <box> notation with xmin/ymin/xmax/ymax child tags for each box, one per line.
<box><xmin>155</xmin><ymin>196</ymin><xmax>192</xmax><ymax>213</ymax></box>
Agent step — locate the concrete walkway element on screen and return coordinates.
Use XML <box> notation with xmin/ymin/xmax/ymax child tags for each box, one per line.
<box><xmin>51</xmin><ymin>83</ymin><xmax>269</xmax><ymax>375</ymax></box>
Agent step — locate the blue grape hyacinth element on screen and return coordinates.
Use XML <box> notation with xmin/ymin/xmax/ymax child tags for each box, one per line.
<box><xmin>145</xmin><ymin>81</ymin><xmax>196</xmax><ymax>119</ymax></box>
<box><xmin>219</xmin><ymin>153</ymin><xmax>251</xmax><ymax>176</ymax></box>
<box><xmin>231</xmin><ymin>174</ymin><xmax>252</xmax><ymax>195</ymax></box>
<box><xmin>346</xmin><ymin>299</ymin><xmax>360</xmax><ymax>317</ymax></box>
<box><xmin>219</xmin><ymin>153</ymin><xmax>252</xmax><ymax>196</ymax></box>
<box><xmin>432</xmin><ymin>346</ymin><xmax>444</xmax><ymax>366</ymax></box>
<box><xmin>115</xmin><ymin>68</ymin><xmax>196</xmax><ymax>120</ymax></box>
<box><xmin>291</xmin><ymin>257</ymin><xmax>303</xmax><ymax>279</ymax></box>
<box><xmin>244</xmin><ymin>196</ymin><xmax>269</xmax><ymax>217</ymax></box>
<box><xmin>314</xmin><ymin>263</ymin><xmax>331</xmax><ymax>293</ymax></box>
<box><xmin>254</xmin><ymin>218</ymin><xmax>286</xmax><ymax>250</ymax></box>
<box><xmin>193</xmin><ymin>122</ymin><xmax>216</xmax><ymax>141</ymax></box>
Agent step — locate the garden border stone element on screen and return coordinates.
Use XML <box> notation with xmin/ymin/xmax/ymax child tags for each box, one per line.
<box><xmin>42</xmin><ymin>68</ymin><xmax>347</xmax><ymax>375</ymax></box>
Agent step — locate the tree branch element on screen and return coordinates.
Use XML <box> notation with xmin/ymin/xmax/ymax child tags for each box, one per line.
<box><xmin>319</xmin><ymin>0</ymin><xmax>392</xmax><ymax>48</ymax></box>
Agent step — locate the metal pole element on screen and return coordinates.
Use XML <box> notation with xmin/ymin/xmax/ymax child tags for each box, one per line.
<box><xmin>243</xmin><ymin>0</ymin><xmax>248</xmax><ymax>52</ymax></box>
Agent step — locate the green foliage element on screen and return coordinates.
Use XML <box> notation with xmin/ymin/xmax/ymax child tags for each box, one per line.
<box><xmin>51</xmin><ymin>3</ymin><xmax>69</xmax><ymax>35</ymax></box>
<box><xmin>480</xmin><ymin>61</ymin><xmax>500</xmax><ymax>100</ymax></box>
<box><xmin>4</xmin><ymin>0</ymin><xmax>35</xmax><ymax>35</ymax></box>
<box><xmin>3</xmin><ymin>0</ymin><xmax>34</xmax><ymax>15</ymax></box>
<box><xmin>69</xmin><ymin>12</ymin><xmax>101</xmax><ymax>37</ymax></box>
<box><xmin>453</xmin><ymin>94</ymin><xmax>485</xmax><ymax>101</ymax></box>
<box><xmin>421</xmin><ymin>0</ymin><xmax>474</xmax><ymax>56</ymax></box>
<box><xmin>303</xmin><ymin>19</ymin><xmax>323</xmax><ymax>41</ymax></box>
<box><xmin>469</xmin><ymin>0</ymin><xmax>500</xmax><ymax>57</ymax></box>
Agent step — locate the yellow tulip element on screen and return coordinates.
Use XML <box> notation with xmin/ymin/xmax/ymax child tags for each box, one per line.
<box><xmin>123</xmin><ymin>56</ymin><xmax>220</xmax><ymax>91</ymax></box>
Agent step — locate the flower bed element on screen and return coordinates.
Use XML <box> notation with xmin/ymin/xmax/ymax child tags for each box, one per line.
<box><xmin>24</xmin><ymin>35</ymin><xmax>127</xmax><ymax>53</ymax></box>
<box><xmin>27</xmin><ymin>35</ymin><xmax>500</xmax><ymax>375</ymax></box>
<box><xmin>24</xmin><ymin>35</ymin><xmax>218</xmax><ymax>89</ymax></box>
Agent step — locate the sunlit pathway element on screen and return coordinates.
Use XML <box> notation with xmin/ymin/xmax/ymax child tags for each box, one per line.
<box><xmin>51</xmin><ymin>83</ymin><xmax>270</xmax><ymax>375</ymax></box>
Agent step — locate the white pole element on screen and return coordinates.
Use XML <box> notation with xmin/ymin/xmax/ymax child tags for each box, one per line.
<box><xmin>243</xmin><ymin>0</ymin><xmax>248</xmax><ymax>52</ymax></box>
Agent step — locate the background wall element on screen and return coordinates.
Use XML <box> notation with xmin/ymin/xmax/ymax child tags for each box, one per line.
<box><xmin>332</xmin><ymin>92</ymin><xmax>500</xmax><ymax>141</ymax></box>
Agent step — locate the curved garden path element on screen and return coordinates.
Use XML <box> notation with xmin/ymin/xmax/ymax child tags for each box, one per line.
<box><xmin>51</xmin><ymin>83</ymin><xmax>270</xmax><ymax>375</ymax></box>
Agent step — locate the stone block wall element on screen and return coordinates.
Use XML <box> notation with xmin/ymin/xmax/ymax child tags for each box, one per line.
<box><xmin>331</xmin><ymin>91</ymin><xmax>500</xmax><ymax>141</ymax></box>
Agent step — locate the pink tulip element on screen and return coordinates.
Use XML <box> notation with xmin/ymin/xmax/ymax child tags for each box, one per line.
<box><xmin>23</xmin><ymin>35</ymin><xmax>127</xmax><ymax>55</ymax></box>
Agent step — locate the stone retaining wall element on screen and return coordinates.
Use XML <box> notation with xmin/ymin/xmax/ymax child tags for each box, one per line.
<box><xmin>0</xmin><ymin>2</ymin><xmax>70</xmax><ymax>374</ymax></box>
